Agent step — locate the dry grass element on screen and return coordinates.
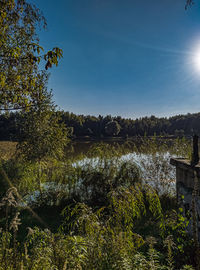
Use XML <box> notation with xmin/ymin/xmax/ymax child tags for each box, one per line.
<box><xmin>0</xmin><ymin>141</ymin><xmax>17</xmax><ymax>160</ymax></box>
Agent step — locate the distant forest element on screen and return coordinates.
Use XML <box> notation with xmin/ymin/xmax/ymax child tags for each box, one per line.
<box><xmin>1</xmin><ymin>111</ymin><xmax>200</xmax><ymax>140</ymax></box>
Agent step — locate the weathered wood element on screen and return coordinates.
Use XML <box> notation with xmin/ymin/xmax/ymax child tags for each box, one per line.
<box><xmin>170</xmin><ymin>157</ymin><xmax>200</xmax><ymax>241</ymax></box>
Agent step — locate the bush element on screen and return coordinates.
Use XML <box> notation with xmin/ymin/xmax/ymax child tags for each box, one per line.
<box><xmin>79</xmin><ymin>159</ymin><xmax>141</xmax><ymax>206</ymax></box>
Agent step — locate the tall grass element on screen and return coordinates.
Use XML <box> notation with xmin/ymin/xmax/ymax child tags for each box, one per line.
<box><xmin>0</xmin><ymin>137</ymin><xmax>196</xmax><ymax>269</ymax></box>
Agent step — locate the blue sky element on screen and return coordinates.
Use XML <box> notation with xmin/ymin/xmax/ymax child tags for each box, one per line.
<box><xmin>31</xmin><ymin>0</ymin><xmax>200</xmax><ymax>118</ymax></box>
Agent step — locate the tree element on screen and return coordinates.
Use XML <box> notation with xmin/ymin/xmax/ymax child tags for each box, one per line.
<box><xmin>17</xmin><ymin>88</ymin><xmax>68</xmax><ymax>192</ymax></box>
<box><xmin>185</xmin><ymin>0</ymin><xmax>194</xmax><ymax>9</ymax></box>
<box><xmin>175</xmin><ymin>129</ymin><xmax>185</xmax><ymax>138</ymax></box>
<box><xmin>0</xmin><ymin>0</ymin><xmax>68</xmax><ymax>162</ymax></box>
<box><xmin>66</xmin><ymin>127</ymin><xmax>74</xmax><ymax>138</ymax></box>
<box><xmin>17</xmin><ymin>89</ymin><xmax>68</xmax><ymax>162</ymax></box>
<box><xmin>105</xmin><ymin>121</ymin><xmax>121</xmax><ymax>136</ymax></box>
<box><xmin>0</xmin><ymin>0</ymin><xmax>63</xmax><ymax>111</ymax></box>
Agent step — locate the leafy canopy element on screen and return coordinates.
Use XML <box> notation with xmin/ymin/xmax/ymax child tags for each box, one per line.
<box><xmin>17</xmin><ymin>88</ymin><xmax>68</xmax><ymax>162</ymax></box>
<box><xmin>105</xmin><ymin>120</ymin><xmax>121</xmax><ymax>136</ymax></box>
<box><xmin>0</xmin><ymin>0</ymin><xmax>63</xmax><ymax>111</ymax></box>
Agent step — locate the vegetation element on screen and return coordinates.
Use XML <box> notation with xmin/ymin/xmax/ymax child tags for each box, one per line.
<box><xmin>0</xmin><ymin>138</ymin><xmax>197</xmax><ymax>269</ymax></box>
<box><xmin>105</xmin><ymin>120</ymin><xmax>121</xmax><ymax>136</ymax></box>
<box><xmin>0</xmin><ymin>0</ymin><xmax>199</xmax><ymax>269</ymax></box>
<box><xmin>59</xmin><ymin>111</ymin><xmax>200</xmax><ymax>138</ymax></box>
<box><xmin>0</xmin><ymin>0</ymin><xmax>63</xmax><ymax>111</ymax></box>
<box><xmin>2</xmin><ymin>110</ymin><xmax>200</xmax><ymax>141</ymax></box>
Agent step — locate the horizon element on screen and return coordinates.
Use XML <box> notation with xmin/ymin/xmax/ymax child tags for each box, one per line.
<box><xmin>57</xmin><ymin>109</ymin><xmax>200</xmax><ymax>121</ymax></box>
<box><xmin>31</xmin><ymin>0</ymin><xmax>200</xmax><ymax>118</ymax></box>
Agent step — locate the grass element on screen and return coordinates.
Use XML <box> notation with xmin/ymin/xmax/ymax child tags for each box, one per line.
<box><xmin>0</xmin><ymin>141</ymin><xmax>16</xmax><ymax>160</ymax></box>
<box><xmin>0</xmin><ymin>138</ymin><xmax>196</xmax><ymax>269</ymax></box>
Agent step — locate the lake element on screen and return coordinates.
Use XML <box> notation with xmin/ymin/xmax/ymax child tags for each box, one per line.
<box><xmin>33</xmin><ymin>137</ymin><xmax>191</xmax><ymax>203</ymax></box>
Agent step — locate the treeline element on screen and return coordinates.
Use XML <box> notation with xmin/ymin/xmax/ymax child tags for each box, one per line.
<box><xmin>60</xmin><ymin>111</ymin><xmax>200</xmax><ymax>137</ymax></box>
<box><xmin>1</xmin><ymin>111</ymin><xmax>200</xmax><ymax>140</ymax></box>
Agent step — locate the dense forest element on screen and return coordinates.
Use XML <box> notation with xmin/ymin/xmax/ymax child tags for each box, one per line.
<box><xmin>1</xmin><ymin>111</ymin><xmax>200</xmax><ymax>141</ymax></box>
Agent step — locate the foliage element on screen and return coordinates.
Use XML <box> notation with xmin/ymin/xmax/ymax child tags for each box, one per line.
<box><xmin>0</xmin><ymin>126</ymin><xmax>195</xmax><ymax>269</ymax></box>
<box><xmin>0</xmin><ymin>138</ymin><xmax>190</xmax><ymax>204</ymax></box>
<box><xmin>0</xmin><ymin>143</ymin><xmax>196</xmax><ymax>269</ymax></box>
<box><xmin>0</xmin><ymin>1</ymin><xmax>197</xmax><ymax>268</ymax></box>
<box><xmin>0</xmin><ymin>0</ymin><xmax>63</xmax><ymax>111</ymax></box>
<box><xmin>16</xmin><ymin>90</ymin><xmax>68</xmax><ymax>162</ymax></box>
<box><xmin>78</xmin><ymin>159</ymin><xmax>141</xmax><ymax>206</ymax></box>
<box><xmin>0</xmin><ymin>141</ymin><xmax>16</xmax><ymax>160</ymax></box>
<box><xmin>3</xmin><ymin>110</ymin><xmax>200</xmax><ymax>140</ymax></box>
<box><xmin>105</xmin><ymin>120</ymin><xmax>121</xmax><ymax>136</ymax></box>
<box><xmin>59</xmin><ymin>111</ymin><xmax>200</xmax><ymax>138</ymax></box>
<box><xmin>185</xmin><ymin>0</ymin><xmax>194</xmax><ymax>9</ymax></box>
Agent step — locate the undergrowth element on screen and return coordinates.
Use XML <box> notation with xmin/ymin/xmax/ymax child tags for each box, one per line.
<box><xmin>0</xmin><ymin>137</ymin><xmax>196</xmax><ymax>269</ymax></box>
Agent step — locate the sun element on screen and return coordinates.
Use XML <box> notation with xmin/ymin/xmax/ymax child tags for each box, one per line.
<box><xmin>192</xmin><ymin>46</ymin><xmax>200</xmax><ymax>72</ymax></box>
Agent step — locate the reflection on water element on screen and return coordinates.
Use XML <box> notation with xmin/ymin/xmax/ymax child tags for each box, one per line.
<box><xmin>21</xmin><ymin>138</ymin><xmax>191</xmax><ymax>206</ymax></box>
<box><xmin>23</xmin><ymin>138</ymin><xmax>190</xmax><ymax>205</ymax></box>
<box><xmin>65</xmin><ymin>137</ymin><xmax>190</xmax><ymax>160</ymax></box>
<box><xmin>74</xmin><ymin>150</ymin><xmax>176</xmax><ymax>195</ymax></box>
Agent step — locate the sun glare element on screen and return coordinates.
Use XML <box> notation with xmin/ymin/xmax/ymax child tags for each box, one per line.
<box><xmin>192</xmin><ymin>46</ymin><xmax>200</xmax><ymax>73</ymax></box>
